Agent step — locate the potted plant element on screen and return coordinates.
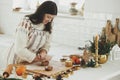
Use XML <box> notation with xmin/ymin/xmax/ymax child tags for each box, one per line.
<box><xmin>88</xmin><ymin>35</ymin><xmax>114</xmax><ymax>64</ymax></box>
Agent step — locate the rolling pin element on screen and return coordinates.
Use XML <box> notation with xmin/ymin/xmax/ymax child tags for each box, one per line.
<box><xmin>3</xmin><ymin>64</ymin><xmax>14</xmax><ymax>78</ymax></box>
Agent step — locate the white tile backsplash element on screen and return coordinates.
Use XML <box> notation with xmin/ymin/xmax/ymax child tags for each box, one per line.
<box><xmin>52</xmin><ymin>14</ymin><xmax>105</xmax><ymax>47</ymax></box>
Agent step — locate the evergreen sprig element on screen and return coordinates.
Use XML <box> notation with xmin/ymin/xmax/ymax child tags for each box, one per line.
<box><xmin>88</xmin><ymin>36</ymin><xmax>113</xmax><ymax>55</ymax></box>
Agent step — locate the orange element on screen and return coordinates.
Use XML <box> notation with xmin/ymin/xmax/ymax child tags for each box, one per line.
<box><xmin>16</xmin><ymin>65</ymin><xmax>26</xmax><ymax>76</ymax></box>
<box><xmin>71</xmin><ymin>56</ymin><xmax>78</xmax><ymax>62</ymax></box>
<box><xmin>75</xmin><ymin>59</ymin><xmax>80</xmax><ymax>64</ymax></box>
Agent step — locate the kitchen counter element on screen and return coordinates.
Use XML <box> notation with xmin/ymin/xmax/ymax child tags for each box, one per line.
<box><xmin>0</xmin><ymin>60</ymin><xmax>120</xmax><ymax>80</ymax></box>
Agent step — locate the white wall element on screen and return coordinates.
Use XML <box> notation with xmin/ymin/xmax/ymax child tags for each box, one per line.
<box><xmin>85</xmin><ymin>0</ymin><xmax>120</xmax><ymax>14</ymax></box>
<box><xmin>0</xmin><ymin>0</ymin><xmax>120</xmax><ymax>48</ymax></box>
<box><xmin>0</xmin><ymin>0</ymin><xmax>24</xmax><ymax>34</ymax></box>
<box><xmin>85</xmin><ymin>0</ymin><xmax>120</xmax><ymax>20</ymax></box>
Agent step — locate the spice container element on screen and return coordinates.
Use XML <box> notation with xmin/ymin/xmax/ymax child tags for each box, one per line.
<box><xmin>65</xmin><ymin>60</ymin><xmax>73</xmax><ymax>67</ymax></box>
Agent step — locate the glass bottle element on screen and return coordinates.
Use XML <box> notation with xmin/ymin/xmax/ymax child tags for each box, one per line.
<box><xmin>69</xmin><ymin>2</ymin><xmax>78</xmax><ymax>15</ymax></box>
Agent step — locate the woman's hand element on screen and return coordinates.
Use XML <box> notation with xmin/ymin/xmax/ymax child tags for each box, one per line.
<box><xmin>32</xmin><ymin>49</ymin><xmax>47</xmax><ymax>63</ymax></box>
<box><xmin>37</xmin><ymin>49</ymin><xmax>47</xmax><ymax>60</ymax></box>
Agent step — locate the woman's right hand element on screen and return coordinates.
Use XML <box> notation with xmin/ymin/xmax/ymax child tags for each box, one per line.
<box><xmin>37</xmin><ymin>49</ymin><xmax>47</xmax><ymax>60</ymax></box>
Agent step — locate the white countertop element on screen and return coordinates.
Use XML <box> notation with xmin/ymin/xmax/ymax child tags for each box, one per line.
<box><xmin>65</xmin><ymin>60</ymin><xmax>120</xmax><ymax>80</ymax></box>
<box><xmin>0</xmin><ymin>60</ymin><xmax>120</xmax><ymax>80</ymax></box>
<box><xmin>0</xmin><ymin>34</ymin><xmax>120</xmax><ymax>80</ymax></box>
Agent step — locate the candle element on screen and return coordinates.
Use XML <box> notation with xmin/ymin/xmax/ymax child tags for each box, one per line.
<box><xmin>95</xmin><ymin>34</ymin><xmax>100</xmax><ymax>67</ymax></box>
<box><xmin>95</xmin><ymin>35</ymin><xmax>99</xmax><ymax>49</ymax></box>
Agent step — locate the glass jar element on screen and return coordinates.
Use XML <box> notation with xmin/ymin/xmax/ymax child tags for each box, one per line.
<box><xmin>69</xmin><ymin>2</ymin><xmax>78</xmax><ymax>15</ymax></box>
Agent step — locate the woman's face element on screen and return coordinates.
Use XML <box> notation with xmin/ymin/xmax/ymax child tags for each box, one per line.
<box><xmin>42</xmin><ymin>14</ymin><xmax>55</xmax><ymax>24</ymax></box>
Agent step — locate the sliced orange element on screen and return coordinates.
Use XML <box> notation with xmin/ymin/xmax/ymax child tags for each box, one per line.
<box><xmin>16</xmin><ymin>65</ymin><xmax>26</xmax><ymax>76</ymax></box>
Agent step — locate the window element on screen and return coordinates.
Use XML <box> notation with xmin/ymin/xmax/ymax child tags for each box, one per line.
<box><xmin>13</xmin><ymin>0</ymin><xmax>85</xmax><ymax>16</ymax></box>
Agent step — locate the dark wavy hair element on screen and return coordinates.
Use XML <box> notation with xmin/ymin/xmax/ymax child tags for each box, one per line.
<box><xmin>26</xmin><ymin>1</ymin><xmax>57</xmax><ymax>33</ymax></box>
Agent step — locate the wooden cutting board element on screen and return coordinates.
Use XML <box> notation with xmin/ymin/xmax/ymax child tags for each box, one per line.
<box><xmin>26</xmin><ymin>60</ymin><xmax>72</xmax><ymax>77</ymax></box>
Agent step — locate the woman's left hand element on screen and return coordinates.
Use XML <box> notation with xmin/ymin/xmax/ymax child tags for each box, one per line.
<box><xmin>37</xmin><ymin>49</ymin><xmax>47</xmax><ymax>60</ymax></box>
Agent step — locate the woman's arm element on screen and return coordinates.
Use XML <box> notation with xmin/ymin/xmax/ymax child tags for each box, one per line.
<box><xmin>37</xmin><ymin>33</ymin><xmax>52</xmax><ymax>60</ymax></box>
<box><xmin>40</xmin><ymin>33</ymin><xmax>52</xmax><ymax>52</ymax></box>
<box><xmin>14</xmin><ymin>27</ymin><xmax>37</xmax><ymax>63</ymax></box>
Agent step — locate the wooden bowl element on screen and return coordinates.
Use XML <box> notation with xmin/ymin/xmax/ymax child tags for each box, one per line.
<box><xmin>45</xmin><ymin>66</ymin><xmax>53</xmax><ymax>71</ymax></box>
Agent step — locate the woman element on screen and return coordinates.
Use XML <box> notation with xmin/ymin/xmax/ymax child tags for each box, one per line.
<box><xmin>8</xmin><ymin>1</ymin><xmax>57</xmax><ymax>64</ymax></box>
